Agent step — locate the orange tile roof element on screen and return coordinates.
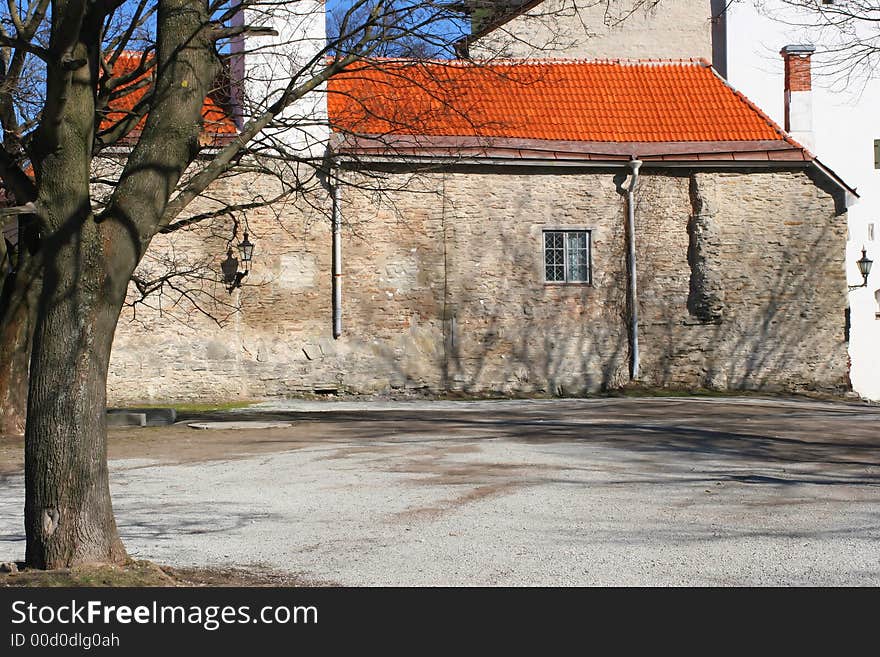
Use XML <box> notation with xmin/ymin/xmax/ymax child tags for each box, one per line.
<box><xmin>328</xmin><ymin>58</ymin><xmax>792</xmax><ymax>144</ymax></box>
<box><xmin>99</xmin><ymin>52</ymin><xmax>237</xmax><ymax>145</ymax></box>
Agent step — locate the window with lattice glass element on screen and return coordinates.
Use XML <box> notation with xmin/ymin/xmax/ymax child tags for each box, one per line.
<box><xmin>543</xmin><ymin>230</ymin><xmax>590</xmax><ymax>283</ymax></box>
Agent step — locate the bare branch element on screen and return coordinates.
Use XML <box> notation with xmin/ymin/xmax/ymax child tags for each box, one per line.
<box><xmin>0</xmin><ymin>201</ymin><xmax>36</xmax><ymax>216</ymax></box>
<box><xmin>0</xmin><ymin>34</ymin><xmax>49</xmax><ymax>60</ymax></box>
<box><xmin>753</xmin><ymin>0</ymin><xmax>880</xmax><ymax>88</ymax></box>
<box><xmin>210</xmin><ymin>24</ymin><xmax>278</xmax><ymax>41</ymax></box>
<box><xmin>160</xmin><ymin>52</ymin><xmax>361</xmax><ymax>226</ymax></box>
<box><xmin>160</xmin><ymin>194</ymin><xmax>292</xmax><ymax>233</ymax></box>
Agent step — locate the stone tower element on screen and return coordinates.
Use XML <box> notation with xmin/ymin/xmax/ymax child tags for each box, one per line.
<box><xmin>227</xmin><ymin>0</ymin><xmax>329</xmax><ymax>155</ymax></box>
<box><xmin>469</xmin><ymin>0</ymin><xmax>724</xmax><ymax>69</ymax></box>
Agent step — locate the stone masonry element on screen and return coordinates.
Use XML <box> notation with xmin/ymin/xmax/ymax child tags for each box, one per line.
<box><xmin>471</xmin><ymin>0</ymin><xmax>713</xmax><ymax>61</ymax></box>
<box><xmin>107</xmin><ymin>165</ymin><xmax>849</xmax><ymax>403</ymax></box>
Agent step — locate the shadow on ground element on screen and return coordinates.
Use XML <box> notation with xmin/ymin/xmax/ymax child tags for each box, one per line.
<box><xmin>172</xmin><ymin>398</ymin><xmax>880</xmax><ymax>487</ymax></box>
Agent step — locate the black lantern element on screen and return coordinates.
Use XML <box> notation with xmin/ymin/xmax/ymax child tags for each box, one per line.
<box><xmin>850</xmin><ymin>247</ymin><xmax>873</xmax><ymax>290</ymax></box>
<box><xmin>238</xmin><ymin>232</ymin><xmax>254</xmax><ymax>265</ymax></box>
<box><xmin>220</xmin><ymin>232</ymin><xmax>255</xmax><ymax>293</ymax></box>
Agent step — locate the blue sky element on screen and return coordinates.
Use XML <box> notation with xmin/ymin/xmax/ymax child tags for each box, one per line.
<box><xmin>325</xmin><ymin>0</ymin><xmax>469</xmax><ymax>57</ymax></box>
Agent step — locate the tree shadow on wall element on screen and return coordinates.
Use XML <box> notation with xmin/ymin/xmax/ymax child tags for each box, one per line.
<box><xmin>318</xmin><ymin>167</ymin><xmax>847</xmax><ymax>398</ymax></box>
<box><xmin>636</xmin><ymin>172</ymin><xmax>848</xmax><ymax>393</ymax></box>
<box><xmin>346</xmin><ymin>166</ymin><xmax>631</xmax><ymax>396</ymax></box>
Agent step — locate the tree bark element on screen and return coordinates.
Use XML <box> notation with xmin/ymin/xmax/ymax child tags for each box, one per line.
<box><xmin>0</xmin><ymin>178</ymin><xmax>41</xmax><ymax>438</ymax></box>
<box><xmin>23</xmin><ymin>4</ymin><xmax>128</xmax><ymax>568</ymax></box>
<box><xmin>23</xmin><ymin>0</ymin><xmax>219</xmax><ymax>568</ymax></box>
<box><xmin>0</xmin><ymin>268</ymin><xmax>37</xmax><ymax>437</ymax></box>
<box><xmin>24</xmin><ymin>225</ymin><xmax>128</xmax><ymax>567</ymax></box>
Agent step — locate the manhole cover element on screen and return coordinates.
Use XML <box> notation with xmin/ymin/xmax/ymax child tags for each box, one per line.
<box><xmin>186</xmin><ymin>421</ymin><xmax>292</xmax><ymax>430</ymax></box>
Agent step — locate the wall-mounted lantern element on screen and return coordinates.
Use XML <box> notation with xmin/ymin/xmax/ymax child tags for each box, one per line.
<box><xmin>238</xmin><ymin>232</ymin><xmax>254</xmax><ymax>265</ymax></box>
<box><xmin>849</xmin><ymin>247</ymin><xmax>873</xmax><ymax>290</ymax></box>
<box><xmin>220</xmin><ymin>232</ymin><xmax>254</xmax><ymax>293</ymax></box>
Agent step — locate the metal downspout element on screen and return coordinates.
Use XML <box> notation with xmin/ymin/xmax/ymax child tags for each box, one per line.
<box><xmin>626</xmin><ymin>158</ymin><xmax>643</xmax><ymax>380</ymax></box>
<box><xmin>332</xmin><ymin>171</ymin><xmax>342</xmax><ymax>339</ymax></box>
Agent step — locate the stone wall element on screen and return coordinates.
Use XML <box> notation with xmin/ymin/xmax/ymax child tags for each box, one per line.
<box><xmin>470</xmin><ymin>0</ymin><xmax>713</xmax><ymax>62</ymax></box>
<box><xmin>107</xmin><ymin>166</ymin><xmax>848</xmax><ymax>403</ymax></box>
<box><xmin>633</xmin><ymin>171</ymin><xmax>847</xmax><ymax>391</ymax></box>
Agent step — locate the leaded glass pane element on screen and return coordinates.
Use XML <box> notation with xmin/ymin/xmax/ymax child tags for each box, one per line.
<box><xmin>544</xmin><ymin>232</ymin><xmax>565</xmax><ymax>281</ymax></box>
<box><xmin>566</xmin><ymin>231</ymin><xmax>589</xmax><ymax>282</ymax></box>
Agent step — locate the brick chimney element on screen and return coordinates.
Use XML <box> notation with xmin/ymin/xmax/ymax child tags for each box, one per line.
<box><xmin>781</xmin><ymin>44</ymin><xmax>816</xmax><ymax>150</ymax></box>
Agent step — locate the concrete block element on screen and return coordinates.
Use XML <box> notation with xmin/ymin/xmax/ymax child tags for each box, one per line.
<box><xmin>106</xmin><ymin>412</ymin><xmax>147</xmax><ymax>428</ymax></box>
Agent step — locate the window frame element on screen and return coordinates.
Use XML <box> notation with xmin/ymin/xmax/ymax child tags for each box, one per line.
<box><xmin>542</xmin><ymin>228</ymin><xmax>593</xmax><ymax>286</ymax></box>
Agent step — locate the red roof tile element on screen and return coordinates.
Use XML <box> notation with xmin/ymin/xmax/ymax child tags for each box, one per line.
<box><xmin>99</xmin><ymin>52</ymin><xmax>237</xmax><ymax>145</ymax></box>
<box><xmin>328</xmin><ymin>59</ymin><xmax>794</xmax><ymax>145</ymax></box>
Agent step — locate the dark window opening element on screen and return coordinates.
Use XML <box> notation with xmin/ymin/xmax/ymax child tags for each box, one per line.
<box><xmin>543</xmin><ymin>230</ymin><xmax>591</xmax><ymax>284</ymax></box>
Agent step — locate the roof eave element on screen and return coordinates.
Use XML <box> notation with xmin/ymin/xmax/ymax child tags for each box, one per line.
<box><xmin>330</xmin><ymin>132</ymin><xmax>859</xmax><ymax>210</ymax></box>
<box><xmin>811</xmin><ymin>157</ymin><xmax>859</xmax><ymax>207</ymax></box>
<box><xmin>330</xmin><ymin>133</ymin><xmax>811</xmax><ymax>161</ymax></box>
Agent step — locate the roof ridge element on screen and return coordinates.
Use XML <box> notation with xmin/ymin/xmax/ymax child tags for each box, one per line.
<box><xmin>471</xmin><ymin>57</ymin><xmax>712</xmax><ymax>66</ymax></box>
<box><xmin>340</xmin><ymin>56</ymin><xmax>711</xmax><ymax>67</ymax></box>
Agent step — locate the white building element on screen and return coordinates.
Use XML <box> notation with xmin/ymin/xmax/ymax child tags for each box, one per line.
<box><xmin>725</xmin><ymin>2</ymin><xmax>880</xmax><ymax>400</ymax></box>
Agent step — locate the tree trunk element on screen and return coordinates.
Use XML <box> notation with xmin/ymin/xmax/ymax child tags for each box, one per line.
<box><xmin>22</xmin><ymin>0</ymin><xmax>218</xmax><ymax>567</ymax></box>
<box><xmin>22</xmin><ymin>8</ymin><xmax>129</xmax><ymax>567</ymax></box>
<box><xmin>0</xmin><ymin>276</ymin><xmax>35</xmax><ymax>436</ymax></box>
<box><xmin>0</xmin><ymin>234</ymin><xmax>41</xmax><ymax>437</ymax></box>
<box><xmin>24</xmin><ymin>220</ymin><xmax>128</xmax><ymax>568</ymax></box>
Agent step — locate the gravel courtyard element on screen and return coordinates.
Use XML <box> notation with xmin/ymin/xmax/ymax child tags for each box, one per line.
<box><xmin>1</xmin><ymin>396</ymin><xmax>879</xmax><ymax>586</ymax></box>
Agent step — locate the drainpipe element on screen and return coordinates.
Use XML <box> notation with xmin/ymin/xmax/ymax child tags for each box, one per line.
<box><xmin>331</xmin><ymin>171</ymin><xmax>342</xmax><ymax>339</ymax></box>
<box><xmin>626</xmin><ymin>158</ymin><xmax>643</xmax><ymax>380</ymax></box>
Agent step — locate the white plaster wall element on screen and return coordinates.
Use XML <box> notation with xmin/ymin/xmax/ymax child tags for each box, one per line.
<box><xmin>727</xmin><ymin>2</ymin><xmax>880</xmax><ymax>400</ymax></box>
<box><xmin>786</xmin><ymin>89</ymin><xmax>814</xmax><ymax>151</ymax></box>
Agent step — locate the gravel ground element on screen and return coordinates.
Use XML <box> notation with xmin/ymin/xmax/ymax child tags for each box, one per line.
<box><xmin>1</xmin><ymin>397</ymin><xmax>879</xmax><ymax>586</ymax></box>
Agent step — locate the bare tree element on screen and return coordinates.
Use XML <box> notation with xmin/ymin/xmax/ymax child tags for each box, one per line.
<box><xmin>0</xmin><ymin>0</ymin><xmax>652</xmax><ymax>569</ymax></box>
<box><xmin>0</xmin><ymin>0</ymin><xmax>480</xmax><ymax>569</ymax></box>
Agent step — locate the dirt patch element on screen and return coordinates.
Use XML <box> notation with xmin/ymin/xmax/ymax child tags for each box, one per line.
<box><xmin>0</xmin><ymin>424</ymin><xmax>337</xmax><ymax>477</ymax></box>
<box><xmin>392</xmin><ymin>456</ymin><xmax>560</xmax><ymax>486</ymax></box>
<box><xmin>159</xmin><ymin>566</ymin><xmax>336</xmax><ymax>587</ymax></box>
<box><xmin>107</xmin><ymin>425</ymin><xmax>324</xmax><ymax>467</ymax></box>
<box><xmin>0</xmin><ymin>560</ymin><xmax>333</xmax><ymax>587</ymax></box>
<box><xmin>0</xmin><ymin>413</ymin><xmax>493</xmax><ymax>477</ymax></box>
<box><xmin>0</xmin><ymin>561</ymin><xmax>175</xmax><ymax>587</ymax></box>
<box><xmin>390</xmin><ymin>481</ymin><xmax>524</xmax><ymax>522</ymax></box>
